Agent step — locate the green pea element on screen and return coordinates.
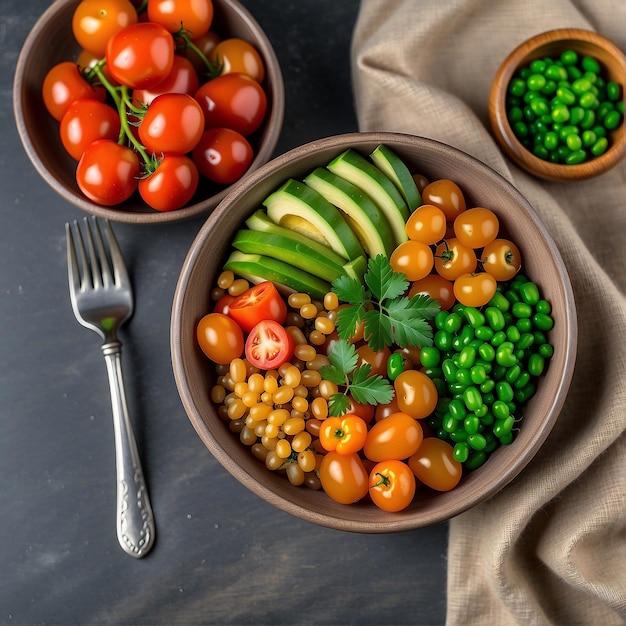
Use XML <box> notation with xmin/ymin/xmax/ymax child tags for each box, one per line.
<box><xmin>505</xmin><ymin>289</ymin><xmax>520</xmax><ymax>304</ymax></box>
<box><xmin>591</xmin><ymin>137</ymin><xmax>609</xmax><ymax>156</ymax></box>
<box><xmin>475</xmin><ymin>325</ymin><xmax>494</xmax><ymax>341</ymax></box>
<box><xmin>435</xmin><ymin>310</ymin><xmax>449</xmax><ymax>330</ymax></box>
<box><xmin>527</xmin><ymin>73</ymin><xmax>546</xmax><ymax>91</ymax></box>
<box><xmin>581</xmin><ymin>55</ymin><xmax>600</xmax><ymax>74</ymax></box>
<box><xmin>470</xmin><ymin>365</ymin><xmax>487</xmax><ymax>385</ymax></box>
<box><xmin>496</xmin><ymin>380</ymin><xmax>514</xmax><ymax>403</ymax></box>
<box><xmin>496</xmin><ymin>342</ymin><xmax>517</xmax><ymax>367</ymax></box>
<box><xmin>435</xmin><ymin>330</ymin><xmax>453</xmax><ymax>351</ymax></box>
<box><xmin>458</xmin><ymin>346</ymin><xmax>477</xmax><ymax>369</ymax></box>
<box><xmin>515</xmin><ymin>382</ymin><xmax>536</xmax><ymax>404</ymax></box>
<box><xmin>560</xmin><ymin>50</ymin><xmax>578</xmax><ymax>65</ymax></box>
<box><xmin>490</xmin><ymin>331</ymin><xmax>507</xmax><ymax>347</ymax></box>
<box><xmin>455</xmin><ymin>367</ymin><xmax>472</xmax><ymax>388</ymax></box>
<box><xmin>493</xmin><ymin>415</ymin><xmax>515</xmax><ymax>438</ymax></box>
<box><xmin>498</xmin><ymin>431</ymin><xmax>515</xmax><ymax>446</ymax></box>
<box><xmin>603</xmin><ymin>110</ymin><xmax>622</xmax><ymax>130</ymax></box>
<box><xmin>420</xmin><ymin>346</ymin><xmax>441</xmax><ymax>368</ymax></box>
<box><xmin>539</xmin><ymin>343</ymin><xmax>554</xmax><ymax>359</ymax></box>
<box><xmin>464</xmin><ymin>307</ymin><xmax>485</xmax><ymax>328</ymax></box>
<box><xmin>509</xmin><ymin>77</ymin><xmax>527</xmax><ymax>97</ymax></box>
<box><xmin>463</xmin><ymin>386</ymin><xmax>483</xmax><ymax>412</ymax></box>
<box><xmin>504</xmin><ymin>364</ymin><xmax>521</xmax><ymax>383</ymax></box>
<box><xmin>506</xmin><ymin>325</ymin><xmax>521</xmax><ymax>343</ymax></box>
<box><xmin>536</xmin><ymin>299</ymin><xmax>551</xmax><ymax>315</ymax></box>
<box><xmin>492</xmin><ymin>400</ymin><xmax>510</xmax><ymax>420</ymax></box>
<box><xmin>485</xmin><ymin>306</ymin><xmax>506</xmax><ymax>331</ymax></box>
<box><xmin>545</xmin><ymin>64</ymin><xmax>567</xmax><ymax>81</ymax></box>
<box><xmin>571</xmin><ymin>77</ymin><xmax>593</xmax><ymax>95</ymax></box>
<box><xmin>581</xmin><ymin>129</ymin><xmax>597</xmax><ymax>147</ymax></box>
<box><xmin>569</xmin><ymin>106</ymin><xmax>585</xmax><ymax>125</ymax></box>
<box><xmin>488</xmin><ymin>292</ymin><xmax>510</xmax><ymax>312</ymax></box>
<box><xmin>606</xmin><ymin>81</ymin><xmax>621</xmax><ymax>101</ymax></box>
<box><xmin>443</xmin><ymin>312</ymin><xmax>462</xmax><ymax>332</ymax></box>
<box><xmin>446</xmin><ymin>398</ymin><xmax>465</xmax><ymax>420</ymax></box>
<box><xmin>480</xmin><ymin>379</ymin><xmax>495</xmax><ymax>394</ymax></box>
<box><xmin>579</xmin><ymin>92</ymin><xmax>598</xmax><ymax>109</ymax></box>
<box><xmin>533</xmin><ymin>312</ymin><xmax>554</xmax><ymax>331</ymax></box>
<box><xmin>386</xmin><ymin>352</ymin><xmax>405</xmax><ymax>381</ymax></box>
<box><xmin>523</xmin><ymin>105</ymin><xmax>537</xmax><ymax>121</ymax></box>
<box><xmin>516</xmin><ymin>332</ymin><xmax>535</xmax><ymax>350</ymax></box>
<box><xmin>453</xmin><ymin>442</ymin><xmax>469</xmax><ymax>463</ymax></box>
<box><xmin>556</xmin><ymin>86</ymin><xmax>576</xmax><ymax>105</ymax></box>
<box><xmin>516</xmin><ymin>318</ymin><xmax>533</xmax><ymax>333</ymax></box>
<box><xmin>467</xmin><ymin>433</ymin><xmax>487</xmax><ymax>451</ymax></box>
<box><xmin>533</xmin><ymin>144</ymin><xmax>549</xmax><ymax>160</ymax></box>
<box><xmin>512</xmin><ymin>302</ymin><xmax>533</xmax><ymax>319</ymax></box>
<box><xmin>441</xmin><ymin>358</ymin><xmax>458</xmax><ymax>382</ymax></box>
<box><xmin>450</xmin><ymin>428</ymin><xmax>468</xmax><ymax>443</ymax></box>
<box><xmin>514</xmin><ymin>371</ymin><xmax>531</xmax><ymax>389</ymax></box>
<box><xmin>528</xmin><ymin>353</ymin><xmax>546</xmax><ymax>377</ymax></box>
<box><xmin>565</xmin><ymin>133</ymin><xmax>583</xmax><ymax>151</ymax></box>
<box><xmin>432</xmin><ymin>378</ymin><xmax>447</xmax><ymax>396</ymax></box>
<box><xmin>551</xmin><ymin>104</ymin><xmax>570</xmax><ymax>123</ymax></box>
<box><xmin>565</xmin><ymin>149</ymin><xmax>586</xmax><ymax>165</ymax></box>
<box><xmin>464</xmin><ymin>415</ymin><xmax>480</xmax><ymax>435</ymax></box>
<box><xmin>530</xmin><ymin>97</ymin><xmax>549</xmax><ymax>116</ymax></box>
<box><xmin>465</xmin><ymin>451</ymin><xmax>488</xmax><ymax>470</ymax></box>
<box><xmin>443</xmin><ymin>414</ymin><xmax>458</xmax><ymax>433</ymax></box>
<box><xmin>597</xmin><ymin>101</ymin><xmax>614</xmax><ymax>121</ymax></box>
<box><xmin>452</xmin><ymin>326</ymin><xmax>475</xmax><ymax>352</ymax></box>
<box><xmin>478</xmin><ymin>342</ymin><xmax>496</xmax><ymax>362</ymax></box>
<box><xmin>508</xmin><ymin>106</ymin><xmax>523</xmax><ymax>122</ymax></box>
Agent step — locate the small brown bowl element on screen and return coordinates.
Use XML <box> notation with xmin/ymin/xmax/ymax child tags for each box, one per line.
<box><xmin>13</xmin><ymin>0</ymin><xmax>284</xmax><ymax>224</ymax></box>
<box><xmin>171</xmin><ymin>132</ymin><xmax>578</xmax><ymax>532</ymax></box>
<box><xmin>489</xmin><ymin>29</ymin><xmax>625</xmax><ymax>181</ymax></box>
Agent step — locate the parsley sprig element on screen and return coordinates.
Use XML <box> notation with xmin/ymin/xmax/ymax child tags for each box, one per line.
<box><xmin>333</xmin><ymin>255</ymin><xmax>440</xmax><ymax>352</ymax></box>
<box><xmin>319</xmin><ymin>340</ymin><xmax>394</xmax><ymax>416</ymax></box>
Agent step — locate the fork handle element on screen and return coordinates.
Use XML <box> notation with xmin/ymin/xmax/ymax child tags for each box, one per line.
<box><xmin>102</xmin><ymin>342</ymin><xmax>156</xmax><ymax>558</ymax></box>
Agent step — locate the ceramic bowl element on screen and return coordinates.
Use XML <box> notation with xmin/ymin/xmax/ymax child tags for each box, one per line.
<box><xmin>171</xmin><ymin>132</ymin><xmax>577</xmax><ymax>531</ymax></box>
<box><xmin>13</xmin><ymin>0</ymin><xmax>284</xmax><ymax>224</ymax></box>
<box><xmin>489</xmin><ymin>28</ymin><xmax>624</xmax><ymax>181</ymax></box>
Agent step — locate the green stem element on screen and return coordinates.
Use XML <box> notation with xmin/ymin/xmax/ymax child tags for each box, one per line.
<box><xmin>175</xmin><ymin>29</ymin><xmax>222</xmax><ymax>79</ymax></box>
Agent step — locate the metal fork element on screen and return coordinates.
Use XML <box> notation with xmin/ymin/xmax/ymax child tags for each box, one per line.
<box><xmin>66</xmin><ymin>217</ymin><xmax>155</xmax><ymax>558</ymax></box>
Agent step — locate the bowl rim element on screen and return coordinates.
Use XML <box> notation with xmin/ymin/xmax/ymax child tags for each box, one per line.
<box><xmin>489</xmin><ymin>28</ymin><xmax>625</xmax><ymax>181</ymax></box>
<box><xmin>12</xmin><ymin>0</ymin><xmax>285</xmax><ymax>224</ymax></box>
<box><xmin>171</xmin><ymin>131</ymin><xmax>578</xmax><ymax>531</ymax></box>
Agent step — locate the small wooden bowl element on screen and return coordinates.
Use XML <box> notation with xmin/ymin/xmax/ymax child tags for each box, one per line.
<box><xmin>171</xmin><ymin>132</ymin><xmax>578</xmax><ymax>532</ymax></box>
<box><xmin>489</xmin><ymin>29</ymin><xmax>625</xmax><ymax>181</ymax></box>
<box><xmin>13</xmin><ymin>0</ymin><xmax>284</xmax><ymax>224</ymax></box>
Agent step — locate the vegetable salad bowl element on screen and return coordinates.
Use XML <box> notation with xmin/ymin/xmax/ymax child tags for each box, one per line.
<box><xmin>171</xmin><ymin>132</ymin><xmax>577</xmax><ymax>532</ymax></box>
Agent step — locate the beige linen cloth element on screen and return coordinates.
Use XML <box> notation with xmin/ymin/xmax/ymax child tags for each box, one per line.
<box><xmin>352</xmin><ymin>1</ymin><xmax>625</xmax><ymax>624</ymax></box>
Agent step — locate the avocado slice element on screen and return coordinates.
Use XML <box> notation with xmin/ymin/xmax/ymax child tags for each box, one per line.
<box><xmin>263</xmin><ymin>179</ymin><xmax>365</xmax><ymax>262</ymax></box>
<box><xmin>369</xmin><ymin>144</ymin><xmax>422</xmax><ymax>212</ymax></box>
<box><xmin>327</xmin><ymin>149</ymin><xmax>409</xmax><ymax>246</ymax></box>
<box><xmin>224</xmin><ymin>251</ymin><xmax>331</xmax><ymax>301</ymax></box>
<box><xmin>303</xmin><ymin>167</ymin><xmax>395</xmax><ymax>257</ymax></box>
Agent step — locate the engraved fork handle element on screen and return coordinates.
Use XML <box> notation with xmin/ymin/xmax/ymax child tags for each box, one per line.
<box><xmin>102</xmin><ymin>341</ymin><xmax>155</xmax><ymax>558</ymax></box>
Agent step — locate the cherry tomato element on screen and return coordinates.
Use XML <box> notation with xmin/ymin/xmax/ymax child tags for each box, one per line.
<box><xmin>76</xmin><ymin>139</ymin><xmax>140</xmax><ymax>206</ymax></box>
<box><xmin>434</xmin><ymin>238</ymin><xmax>477</xmax><ymax>281</ymax></box>
<box><xmin>138</xmin><ymin>93</ymin><xmax>204</xmax><ymax>155</ymax></box>
<box><xmin>393</xmin><ymin>369</ymin><xmax>438</xmax><ymax>419</ymax></box>
<box><xmin>409</xmin><ymin>274</ymin><xmax>455</xmax><ymax>310</ymax></box>
<box><xmin>106</xmin><ymin>22</ymin><xmax>175</xmax><ymax>89</ymax></box>
<box><xmin>319</xmin><ymin>414</ymin><xmax>368</xmax><ymax>455</ymax></box>
<box><xmin>42</xmin><ymin>61</ymin><xmax>106</xmax><ymax>121</ymax></box>
<box><xmin>369</xmin><ymin>460</ymin><xmax>416</xmax><ymax>512</ymax></box>
<box><xmin>132</xmin><ymin>55</ymin><xmax>200</xmax><ymax>106</ymax></box>
<box><xmin>245</xmin><ymin>320</ymin><xmax>294</xmax><ymax>370</ymax></box>
<box><xmin>180</xmin><ymin>31</ymin><xmax>221</xmax><ymax>72</ymax></box>
<box><xmin>138</xmin><ymin>154</ymin><xmax>199</xmax><ymax>211</ymax></box>
<box><xmin>453</xmin><ymin>207</ymin><xmax>499</xmax><ymax>249</ymax></box>
<box><xmin>228</xmin><ymin>282</ymin><xmax>287</xmax><ymax>333</ymax></box>
<box><xmin>389</xmin><ymin>240</ymin><xmax>434</xmax><ymax>281</ymax></box>
<box><xmin>374</xmin><ymin>397</ymin><xmax>400</xmax><ymax>422</ymax></box>
<box><xmin>356</xmin><ymin>344</ymin><xmax>391</xmax><ymax>378</ymax></box>
<box><xmin>412</xmin><ymin>173</ymin><xmax>430</xmax><ymax>193</ymax></box>
<box><xmin>197</xmin><ymin>312</ymin><xmax>244</xmax><ymax>364</ymax></box>
<box><xmin>72</xmin><ymin>0</ymin><xmax>138</xmax><ymax>57</ymax></box>
<box><xmin>211</xmin><ymin>38</ymin><xmax>265</xmax><ymax>83</ymax></box>
<box><xmin>343</xmin><ymin>397</ymin><xmax>375</xmax><ymax>424</ymax></box>
<box><xmin>482</xmin><ymin>238</ymin><xmax>522</xmax><ymax>281</ymax></box>
<box><xmin>319</xmin><ymin>451</ymin><xmax>369</xmax><ymax>504</ymax></box>
<box><xmin>405</xmin><ymin>204</ymin><xmax>447</xmax><ymax>245</ymax></box>
<box><xmin>147</xmin><ymin>0</ymin><xmax>214</xmax><ymax>39</ymax></box>
<box><xmin>363</xmin><ymin>412</ymin><xmax>424</xmax><ymax>462</ymax></box>
<box><xmin>213</xmin><ymin>293</ymin><xmax>235</xmax><ymax>315</ymax></box>
<box><xmin>59</xmin><ymin>99</ymin><xmax>121</xmax><ymax>161</ymax></box>
<box><xmin>408</xmin><ymin>438</ymin><xmax>462</xmax><ymax>491</ymax></box>
<box><xmin>194</xmin><ymin>73</ymin><xmax>267</xmax><ymax>136</ymax></box>
<box><xmin>422</xmin><ymin>179</ymin><xmax>466</xmax><ymax>222</ymax></box>
<box><xmin>192</xmin><ymin>127</ymin><xmax>254</xmax><ymax>184</ymax></box>
<box><xmin>453</xmin><ymin>272</ymin><xmax>498</xmax><ymax>307</ymax></box>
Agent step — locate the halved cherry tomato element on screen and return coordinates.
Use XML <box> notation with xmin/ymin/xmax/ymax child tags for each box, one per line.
<box><xmin>192</xmin><ymin>127</ymin><xmax>254</xmax><ymax>184</ymax></box>
<box><xmin>228</xmin><ymin>282</ymin><xmax>287</xmax><ymax>333</ymax></box>
<box><xmin>369</xmin><ymin>460</ymin><xmax>416</xmax><ymax>512</ymax></box>
<box><xmin>245</xmin><ymin>320</ymin><xmax>294</xmax><ymax>370</ymax></box>
<box><xmin>363</xmin><ymin>412</ymin><xmax>424</xmax><ymax>462</ymax></box>
<box><xmin>147</xmin><ymin>0</ymin><xmax>214</xmax><ymax>39</ymax></box>
<box><xmin>76</xmin><ymin>139</ymin><xmax>140</xmax><ymax>206</ymax></box>
<box><xmin>394</xmin><ymin>370</ymin><xmax>438</xmax><ymax>419</ymax></box>
<box><xmin>408</xmin><ymin>438</ymin><xmax>462</xmax><ymax>491</ymax></box>
<box><xmin>319</xmin><ymin>414</ymin><xmax>368</xmax><ymax>455</ymax></box>
<box><xmin>210</xmin><ymin>38</ymin><xmax>265</xmax><ymax>83</ymax></box>
<box><xmin>319</xmin><ymin>451</ymin><xmax>369</xmax><ymax>504</ymax></box>
<box><xmin>482</xmin><ymin>238</ymin><xmax>522</xmax><ymax>281</ymax></box>
<box><xmin>138</xmin><ymin>154</ymin><xmax>199</xmax><ymax>211</ymax></box>
<box><xmin>197</xmin><ymin>312</ymin><xmax>244</xmax><ymax>364</ymax></box>
<box><xmin>453</xmin><ymin>272</ymin><xmax>498</xmax><ymax>307</ymax></box>
<box><xmin>409</xmin><ymin>274</ymin><xmax>455</xmax><ymax>311</ymax></box>
<box><xmin>421</xmin><ymin>179</ymin><xmax>466</xmax><ymax>222</ymax></box>
<box><xmin>106</xmin><ymin>22</ymin><xmax>175</xmax><ymax>89</ymax></box>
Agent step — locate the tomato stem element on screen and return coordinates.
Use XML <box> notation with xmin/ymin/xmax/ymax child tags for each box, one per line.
<box><xmin>372</xmin><ymin>472</ymin><xmax>390</xmax><ymax>488</ymax></box>
<box><xmin>174</xmin><ymin>28</ymin><xmax>223</xmax><ymax>80</ymax></box>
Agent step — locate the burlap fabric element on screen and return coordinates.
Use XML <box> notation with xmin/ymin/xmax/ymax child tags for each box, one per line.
<box><xmin>352</xmin><ymin>1</ymin><xmax>625</xmax><ymax>624</ymax></box>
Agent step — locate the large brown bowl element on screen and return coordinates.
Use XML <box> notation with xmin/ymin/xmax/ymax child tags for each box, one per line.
<box><xmin>171</xmin><ymin>132</ymin><xmax>577</xmax><ymax>532</ymax></box>
<box><xmin>13</xmin><ymin>0</ymin><xmax>284</xmax><ymax>224</ymax></box>
<box><xmin>489</xmin><ymin>29</ymin><xmax>625</xmax><ymax>181</ymax></box>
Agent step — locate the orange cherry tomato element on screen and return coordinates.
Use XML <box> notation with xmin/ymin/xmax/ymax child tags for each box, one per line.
<box><xmin>147</xmin><ymin>0</ymin><xmax>214</xmax><ymax>39</ymax></box>
<box><xmin>408</xmin><ymin>438</ymin><xmax>462</xmax><ymax>491</ymax></box>
<box><xmin>394</xmin><ymin>370</ymin><xmax>438</xmax><ymax>419</ymax></box>
<box><xmin>211</xmin><ymin>38</ymin><xmax>265</xmax><ymax>83</ymax></box>
<box><xmin>343</xmin><ymin>397</ymin><xmax>375</xmax><ymax>424</ymax></box>
<box><xmin>363</xmin><ymin>412</ymin><xmax>424</xmax><ymax>462</ymax></box>
<box><xmin>319</xmin><ymin>414</ymin><xmax>368</xmax><ymax>455</ymax></box>
<box><xmin>434</xmin><ymin>238</ymin><xmax>477</xmax><ymax>281</ymax></box>
<box><xmin>453</xmin><ymin>207</ymin><xmax>499</xmax><ymax>249</ymax></box>
<box><xmin>227</xmin><ymin>282</ymin><xmax>287</xmax><ymax>333</ymax></box>
<box><xmin>453</xmin><ymin>272</ymin><xmax>498</xmax><ymax>307</ymax></box>
<box><xmin>197</xmin><ymin>312</ymin><xmax>244</xmax><ymax>364</ymax></box>
<box><xmin>409</xmin><ymin>274</ymin><xmax>455</xmax><ymax>311</ymax></box>
<box><xmin>482</xmin><ymin>238</ymin><xmax>522</xmax><ymax>281</ymax></box>
<box><xmin>369</xmin><ymin>460</ymin><xmax>416</xmax><ymax>512</ymax></box>
<box><xmin>319</xmin><ymin>451</ymin><xmax>369</xmax><ymax>504</ymax></box>
<box><xmin>374</xmin><ymin>397</ymin><xmax>400</xmax><ymax>422</ymax></box>
<box><xmin>405</xmin><ymin>204</ymin><xmax>447</xmax><ymax>245</ymax></box>
<box><xmin>389</xmin><ymin>240</ymin><xmax>434</xmax><ymax>281</ymax></box>
<box><xmin>356</xmin><ymin>344</ymin><xmax>391</xmax><ymax>378</ymax></box>
<box><xmin>421</xmin><ymin>179</ymin><xmax>466</xmax><ymax>222</ymax></box>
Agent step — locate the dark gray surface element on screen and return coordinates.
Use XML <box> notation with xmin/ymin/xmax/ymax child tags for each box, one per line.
<box><xmin>1</xmin><ymin>1</ymin><xmax>449</xmax><ymax>624</ymax></box>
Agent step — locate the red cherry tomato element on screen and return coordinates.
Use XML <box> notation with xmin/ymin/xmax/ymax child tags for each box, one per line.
<box><xmin>393</xmin><ymin>370</ymin><xmax>438</xmax><ymax>419</ymax></box>
<box><xmin>59</xmin><ymin>99</ymin><xmax>121</xmax><ymax>161</ymax></box>
<box><xmin>409</xmin><ymin>274</ymin><xmax>455</xmax><ymax>311</ymax></box>
<box><xmin>42</xmin><ymin>62</ymin><xmax>106</xmax><ymax>121</ymax></box>
<box><xmin>76</xmin><ymin>139</ymin><xmax>140</xmax><ymax>206</ymax></box>
<box><xmin>453</xmin><ymin>272</ymin><xmax>498</xmax><ymax>307</ymax></box>
<box><xmin>369</xmin><ymin>460</ymin><xmax>416</xmax><ymax>512</ymax></box>
<box><xmin>138</xmin><ymin>93</ymin><xmax>204</xmax><ymax>155</ymax></box>
<box><xmin>319</xmin><ymin>414</ymin><xmax>368</xmax><ymax>455</ymax></box>
<box><xmin>210</xmin><ymin>38</ymin><xmax>265</xmax><ymax>83</ymax></box>
<box><xmin>197</xmin><ymin>312</ymin><xmax>244</xmax><ymax>364</ymax></box>
<box><xmin>363</xmin><ymin>412</ymin><xmax>424</xmax><ymax>462</ymax></box>
<box><xmin>192</xmin><ymin>127</ymin><xmax>254</xmax><ymax>184</ymax></box>
<box><xmin>72</xmin><ymin>0</ymin><xmax>138</xmax><ymax>57</ymax></box>
<box><xmin>106</xmin><ymin>22</ymin><xmax>175</xmax><ymax>89</ymax></box>
<box><xmin>482</xmin><ymin>239</ymin><xmax>522</xmax><ymax>281</ymax></box>
<box><xmin>138</xmin><ymin>154</ymin><xmax>199</xmax><ymax>211</ymax></box>
<box><xmin>194</xmin><ymin>73</ymin><xmax>267</xmax><ymax>136</ymax></box>
<box><xmin>408</xmin><ymin>438</ymin><xmax>462</xmax><ymax>491</ymax></box>
<box><xmin>213</xmin><ymin>293</ymin><xmax>235</xmax><ymax>315</ymax></box>
<box><xmin>132</xmin><ymin>55</ymin><xmax>200</xmax><ymax>106</ymax></box>
<box><xmin>319</xmin><ymin>451</ymin><xmax>369</xmax><ymax>504</ymax></box>
<box><xmin>245</xmin><ymin>320</ymin><xmax>294</xmax><ymax>370</ymax></box>
<box><xmin>147</xmin><ymin>0</ymin><xmax>214</xmax><ymax>39</ymax></box>
<box><xmin>227</xmin><ymin>282</ymin><xmax>287</xmax><ymax>333</ymax></box>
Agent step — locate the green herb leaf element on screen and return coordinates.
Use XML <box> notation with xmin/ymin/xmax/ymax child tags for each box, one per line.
<box><xmin>335</xmin><ymin>303</ymin><xmax>366</xmax><ymax>341</ymax></box>
<box><xmin>331</xmin><ymin>274</ymin><xmax>368</xmax><ymax>305</ymax></box>
<box><xmin>385</xmin><ymin>297</ymin><xmax>435</xmax><ymax>347</ymax></box>
<box><xmin>362</xmin><ymin>308</ymin><xmax>393</xmax><ymax>352</ymax></box>
<box><xmin>328</xmin><ymin>393</ymin><xmax>351</xmax><ymax>417</ymax></box>
<box><xmin>318</xmin><ymin>363</ymin><xmax>346</xmax><ymax>386</ymax></box>
<box><xmin>365</xmin><ymin>254</ymin><xmax>408</xmax><ymax>302</ymax></box>
<box><xmin>406</xmin><ymin>293</ymin><xmax>441</xmax><ymax>320</ymax></box>
<box><xmin>349</xmin><ymin>365</ymin><xmax>394</xmax><ymax>406</ymax></box>
<box><xmin>326</xmin><ymin>339</ymin><xmax>359</xmax><ymax>373</ymax></box>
